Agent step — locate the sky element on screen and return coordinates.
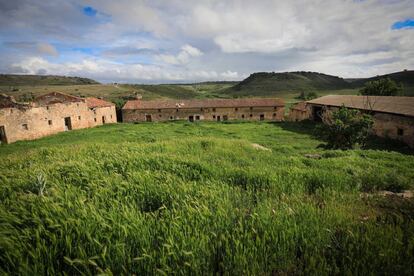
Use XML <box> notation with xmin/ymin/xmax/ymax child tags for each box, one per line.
<box><xmin>0</xmin><ymin>0</ymin><xmax>413</xmax><ymax>83</ymax></box>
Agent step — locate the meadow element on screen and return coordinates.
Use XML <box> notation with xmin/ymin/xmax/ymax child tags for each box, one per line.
<box><xmin>1</xmin><ymin>121</ymin><xmax>414</xmax><ymax>275</ymax></box>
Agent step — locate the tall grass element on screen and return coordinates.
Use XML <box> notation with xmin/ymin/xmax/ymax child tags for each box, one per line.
<box><xmin>0</xmin><ymin>122</ymin><xmax>413</xmax><ymax>274</ymax></box>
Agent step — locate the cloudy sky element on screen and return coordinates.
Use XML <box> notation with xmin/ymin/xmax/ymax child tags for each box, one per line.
<box><xmin>0</xmin><ymin>0</ymin><xmax>413</xmax><ymax>83</ymax></box>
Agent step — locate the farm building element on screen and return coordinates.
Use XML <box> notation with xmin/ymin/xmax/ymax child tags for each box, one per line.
<box><xmin>289</xmin><ymin>95</ymin><xmax>414</xmax><ymax>148</ymax></box>
<box><xmin>0</xmin><ymin>92</ymin><xmax>116</xmax><ymax>144</ymax></box>
<box><xmin>122</xmin><ymin>98</ymin><xmax>285</xmax><ymax>123</ymax></box>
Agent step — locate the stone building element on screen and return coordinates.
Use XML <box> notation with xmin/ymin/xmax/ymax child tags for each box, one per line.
<box><xmin>289</xmin><ymin>95</ymin><xmax>414</xmax><ymax>148</ymax></box>
<box><xmin>0</xmin><ymin>92</ymin><xmax>116</xmax><ymax>144</ymax></box>
<box><xmin>122</xmin><ymin>98</ymin><xmax>285</xmax><ymax>123</ymax></box>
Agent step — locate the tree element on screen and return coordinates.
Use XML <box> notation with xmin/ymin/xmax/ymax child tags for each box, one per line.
<box><xmin>317</xmin><ymin>106</ymin><xmax>374</xmax><ymax>149</ymax></box>
<box><xmin>297</xmin><ymin>90</ymin><xmax>318</xmax><ymax>100</ymax></box>
<box><xmin>359</xmin><ymin>78</ymin><xmax>403</xmax><ymax>96</ymax></box>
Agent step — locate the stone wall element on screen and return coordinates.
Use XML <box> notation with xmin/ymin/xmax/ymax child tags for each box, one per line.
<box><xmin>123</xmin><ymin>106</ymin><xmax>285</xmax><ymax>123</ymax></box>
<box><xmin>373</xmin><ymin>113</ymin><xmax>414</xmax><ymax>148</ymax></box>
<box><xmin>0</xmin><ymin>102</ymin><xmax>116</xmax><ymax>144</ymax></box>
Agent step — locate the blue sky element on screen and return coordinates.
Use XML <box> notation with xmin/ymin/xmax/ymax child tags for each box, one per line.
<box><xmin>0</xmin><ymin>0</ymin><xmax>413</xmax><ymax>83</ymax></box>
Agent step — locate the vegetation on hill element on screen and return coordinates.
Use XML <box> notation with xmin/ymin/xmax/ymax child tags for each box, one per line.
<box><xmin>226</xmin><ymin>71</ymin><xmax>352</xmax><ymax>96</ymax></box>
<box><xmin>0</xmin><ymin>121</ymin><xmax>413</xmax><ymax>274</ymax></box>
<box><xmin>359</xmin><ymin>78</ymin><xmax>404</xmax><ymax>96</ymax></box>
<box><xmin>350</xmin><ymin>70</ymin><xmax>414</xmax><ymax>90</ymax></box>
<box><xmin>0</xmin><ymin>74</ymin><xmax>99</xmax><ymax>86</ymax></box>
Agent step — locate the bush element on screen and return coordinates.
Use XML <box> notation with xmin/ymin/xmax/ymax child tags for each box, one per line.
<box><xmin>360</xmin><ymin>78</ymin><xmax>403</xmax><ymax>96</ymax></box>
<box><xmin>317</xmin><ymin>106</ymin><xmax>373</xmax><ymax>149</ymax></box>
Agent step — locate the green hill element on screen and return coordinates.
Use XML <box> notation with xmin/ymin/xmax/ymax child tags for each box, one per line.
<box><xmin>225</xmin><ymin>71</ymin><xmax>352</xmax><ymax>97</ymax></box>
<box><xmin>0</xmin><ymin>74</ymin><xmax>99</xmax><ymax>86</ymax></box>
<box><xmin>349</xmin><ymin>70</ymin><xmax>414</xmax><ymax>93</ymax></box>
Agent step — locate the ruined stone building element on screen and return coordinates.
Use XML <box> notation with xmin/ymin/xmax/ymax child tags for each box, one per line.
<box><xmin>122</xmin><ymin>98</ymin><xmax>285</xmax><ymax>123</ymax></box>
<box><xmin>288</xmin><ymin>95</ymin><xmax>414</xmax><ymax>148</ymax></box>
<box><xmin>0</xmin><ymin>92</ymin><xmax>116</xmax><ymax>144</ymax></box>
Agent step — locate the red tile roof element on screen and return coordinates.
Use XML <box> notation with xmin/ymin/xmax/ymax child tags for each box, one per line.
<box><xmin>123</xmin><ymin>98</ymin><xmax>284</xmax><ymax>110</ymax></box>
<box><xmin>307</xmin><ymin>95</ymin><xmax>414</xmax><ymax>117</ymax></box>
<box><xmin>85</xmin><ymin>97</ymin><xmax>115</xmax><ymax>108</ymax></box>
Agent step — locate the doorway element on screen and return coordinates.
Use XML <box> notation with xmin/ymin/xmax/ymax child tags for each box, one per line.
<box><xmin>260</xmin><ymin>114</ymin><xmax>265</xmax><ymax>121</ymax></box>
<box><xmin>223</xmin><ymin>115</ymin><xmax>228</xmax><ymax>121</ymax></box>
<box><xmin>189</xmin><ymin>115</ymin><xmax>194</xmax><ymax>122</ymax></box>
<box><xmin>0</xmin><ymin>126</ymin><xmax>7</xmax><ymax>144</ymax></box>
<box><xmin>217</xmin><ymin>115</ymin><xmax>221</xmax><ymax>121</ymax></box>
<box><xmin>145</xmin><ymin>115</ymin><xmax>152</xmax><ymax>122</ymax></box>
<box><xmin>312</xmin><ymin>106</ymin><xmax>323</xmax><ymax>122</ymax></box>
<box><xmin>102</xmin><ymin>116</ymin><xmax>106</xmax><ymax>124</ymax></box>
<box><xmin>64</xmin><ymin>117</ymin><xmax>72</xmax><ymax>131</ymax></box>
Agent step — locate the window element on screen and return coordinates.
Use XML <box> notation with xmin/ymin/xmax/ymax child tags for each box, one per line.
<box><xmin>78</xmin><ymin>116</ymin><xmax>81</xmax><ymax>120</ymax></box>
<box><xmin>94</xmin><ymin>110</ymin><xmax>96</xmax><ymax>115</ymax></box>
<box><xmin>195</xmin><ymin>115</ymin><xmax>200</xmax><ymax>120</ymax></box>
<box><xmin>213</xmin><ymin>108</ymin><xmax>216</xmax><ymax>112</ymax></box>
<box><xmin>213</xmin><ymin>115</ymin><xmax>216</xmax><ymax>119</ymax></box>
<box><xmin>10</xmin><ymin>109</ymin><xmax>13</xmax><ymax>113</ymax></box>
<box><xmin>201</xmin><ymin>108</ymin><xmax>204</xmax><ymax>111</ymax></box>
<box><xmin>94</xmin><ymin>118</ymin><xmax>97</xmax><ymax>122</ymax></box>
<box><xmin>48</xmin><ymin>120</ymin><xmax>52</xmax><ymax>125</ymax></box>
<box><xmin>241</xmin><ymin>114</ymin><xmax>245</xmax><ymax>119</ymax></box>
<box><xmin>46</xmin><ymin>106</ymin><xmax>49</xmax><ymax>110</ymax></box>
<box><xmin>176</xmin><ymin>109</ymin><xmax>179</xmax><ymax>112</ymax></box>
<box><xmin>250</xmin><ymin>107</ymin><xmax>253</xmax><ymax>111</ymax></box>
<box><xmin>159</xmin><ymin>114</ymin><xmax>162</xmax><ymax>117</ymax></box>
<box><xmin>77</xmin><ymin>103</ymin><xmax>79</xmax><ymax>107</ymax></box>
<box><xmin>110</xmin><ymin>115</ymin><xmax>113</xmax><ymax>119</ymax></box>
<box><xmin>22</xmin><ymin>124</ymin><xmax>28</xmax><ymax>130</ymax></box>
<box><xmin>273</xmin><ymin>113</ymin><xmax>276</xmax><ymax>117</ymax></box>
<box><xmin>235</xmin><ymin>108</ymin><xmax>238</xmax><ymax>111</ymax></box>
<box><xmin>170</xmin><ymin>116</ymin><xmax>173</xmax><ymax>120</ymax></box>
<box><xmin>274</xmin><ymin>107</ymin><xmax>277</xmax><ymax>110</ymax></box>
<box><xmin>158</xmin><ymin>109</ymin><xmax>161</xmax><ymax>112</ymax></box>
<box><xmin>397</xmin><ymin>128</ymin><xmax>404</xmax><ymax>136</ymax></box>
<box><xmin>250</xmin><ymin>114</ymin><xmax>253</xmax><ymax>118</ymax></box>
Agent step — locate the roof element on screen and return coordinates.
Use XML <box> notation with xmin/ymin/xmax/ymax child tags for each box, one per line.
<box><xmin>123</xmin><ymin>98</ymin><xmax>284</xmax><ymax>110</ymax></box>
<box><xmin>0</xmin><ymin>93</ymin><xmax>30</xmax><ymax>109</ymax></box>
<box><xmin>85</xmin><ymin>97</ymin><xmax>115</xmax><ymax>108</ymax></box>
<box><xmin>290</xmin><ymin>101</ymin><xmax>308</xmax><ymax>111</ymax></box>
<box><xmin>33</xmin><ymin>92</ymin><xmax>84</xmax><ymax>106</ymax></box>
<box><xmin>307</xmin><ymin>95</ymin><xmax>414</xmax><ymax>117</ymax></box>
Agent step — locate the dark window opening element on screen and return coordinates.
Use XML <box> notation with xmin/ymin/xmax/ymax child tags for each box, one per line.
<box><xmin>235</xmin><ymin>108</ymin><xmax>238</xmax><ymax>111</ymax></box>
<box><xmin>189</xmin><ymin>115</ymin><xmax>194</xmax><ymax>122</ymax></box>
<box><xmin>146</xmin><ymin>115</ymin><xmax>152</xmax><ymax>122</ymax></box>
<box><xmin>176</xmin><ymin>109</ymin><xmax>179</xmax><ymax>112</ymax></box>
<box><xmin>158</xmin><ymin>109</ymin><xmax>161</xmax><ymax>112</ymax></box>
<box><xmin>397</xmin><ymin>128</ymin><xmax>404</xmax><ymax>136</ymax></box>
<box><xmin>10</xmin><ymin>109</ymin><xmax>13</xmax><ymax>113</ymax></box>
<box><xmin>213</xmin><ymin>108</ymin><xmax>216</xmax><ymax>112</ymax></box>
<box><xmin>78</xmin><ymin>116</ymin><xmax>81</xmax><ymax>120</ymax></box>
<box><xmin>213</xmin><ymin>115</ymin><xmax>216</xmax><ymax>119</ymax></box>
<box><xmin>250</xmin><ymin>114</ymin><xmax>253</xmax><ymax>118</ymax></box>
<box><xmin>22</xmin><ymin>124</ymin><xmax>28</xmax><ymax>130</ymax></box>
<box><xmin>241</xmin><ymin>114</ymin><xmax>245</xmax><ymax>119</ymax></box>
<box><xmin>201</xmin><ymin>108</ymin><xmax>204</xmax><ymax>111</ymax></box>
<box><xmin>159</xmin><ymin>114</ymin><xmax>162</xmax><ymax>117</ymax></box>
<box><xmin>250</xmin><ymin>107</ymin><xmax>253</xmax><ymax>111</ymax></box>
<box><xmin>46</xmin><ymin>106</ymin><xmax>49</xmax><ymax>110</ymax></box>
<box><xmin>110</xmin><ymin>115</ymin><xmax>113</xmax><ymax>119</ymax></box>
<box><xmin>273</xmin><ymin>113</ymin><xmax>276</xmax><ymax>117</ymax></box>
<box><xmin>195</xmin><ymin>115</ymin><xmax>200</xmax><ymax>120</ymax></box>
<box><xmin>170</xmin><ymin>116</ymin><xmax>173</xmax><ymax>120</ymax></box>
<box><xmin>48</xmin><ymin>120</ymin><xmax>52</xmax><ymax>125</ymax></box>
<box><xmin>217</xmin><ymin>115</ymin><xmax>221</xmax><ymax>121</ymax></box>
<box><xmin>94</xmin><ymin>118</ymin><xmax>97</xmax><ymax>122</ymax></box>
<box><xmin>274</xmin><ymin>107</ymin><xmax>277</xmax><ymax>110</ymax></box>
<box><xmin>260</xmin><ymin>114</ymin><xmax>265</xmax><ymax>121</ymax></box>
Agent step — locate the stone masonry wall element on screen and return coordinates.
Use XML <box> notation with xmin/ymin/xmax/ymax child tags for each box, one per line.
<box><xmin>123</xmin><ymin>106</ymin><xmax>285</xmax><ymax>123</ymax></box>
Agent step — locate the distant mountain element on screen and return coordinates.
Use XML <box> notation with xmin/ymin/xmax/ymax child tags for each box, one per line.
<box><xmin>225</xmin><ymin>71</ymin><xmax>352</xmax><ymax>96</ymax></box>
<box><xmin>348</xmin><ymin>70</ymin><xmax>414</xmax><ymax>89</ymax></box>
<box><xmin>0</xmin><ymin>74</ymin><xmax>99</xmax><ymax>86</ymax></box>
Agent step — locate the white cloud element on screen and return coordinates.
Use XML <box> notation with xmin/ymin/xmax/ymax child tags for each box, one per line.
<box><xmin>157</xmin><ymin>44</ymin><xmax>203</xmax><ymax>65</ymax></box>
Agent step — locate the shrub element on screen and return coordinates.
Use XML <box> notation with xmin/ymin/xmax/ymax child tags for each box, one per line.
<box><xmin>317</xmin><ymin>106</ymin><xmax>374</xmax><ymax>149</ymax></box>
<box><xmin>360</xmin><ymin>78</ymin><xmax>403</xmax><ymax>96</ymax></box>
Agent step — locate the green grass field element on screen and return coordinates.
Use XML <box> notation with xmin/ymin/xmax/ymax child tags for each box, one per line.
<box><xmin>1</xmin><ymin>121</ymin><xmax>414</xmax><ymax>274</ymax></box>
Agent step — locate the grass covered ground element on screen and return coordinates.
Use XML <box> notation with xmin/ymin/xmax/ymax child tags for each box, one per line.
<box><xmin>1</xmin><ymin>121</ymin><xmax>414</xmax><ymax>274</ymax></box>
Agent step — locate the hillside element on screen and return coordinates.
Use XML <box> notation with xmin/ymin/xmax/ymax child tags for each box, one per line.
<box><xmin>0</xmin><ymin>74</ymin><xmax>99</xmax><ymax>86</ymax></box>
<box><xmin>0</xmin><ymin>121</ymin><xmax>413</xmax><ymax>274</ymax></box>
<box><xmin>349</xmin><ymin>70</ymin><xmax>414</xmax><ymax>91</ymax></box>
<box><xmin>226</xmin><ymin>71</ymin><xmax>352</xmax><ymax>96</ymax></box>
